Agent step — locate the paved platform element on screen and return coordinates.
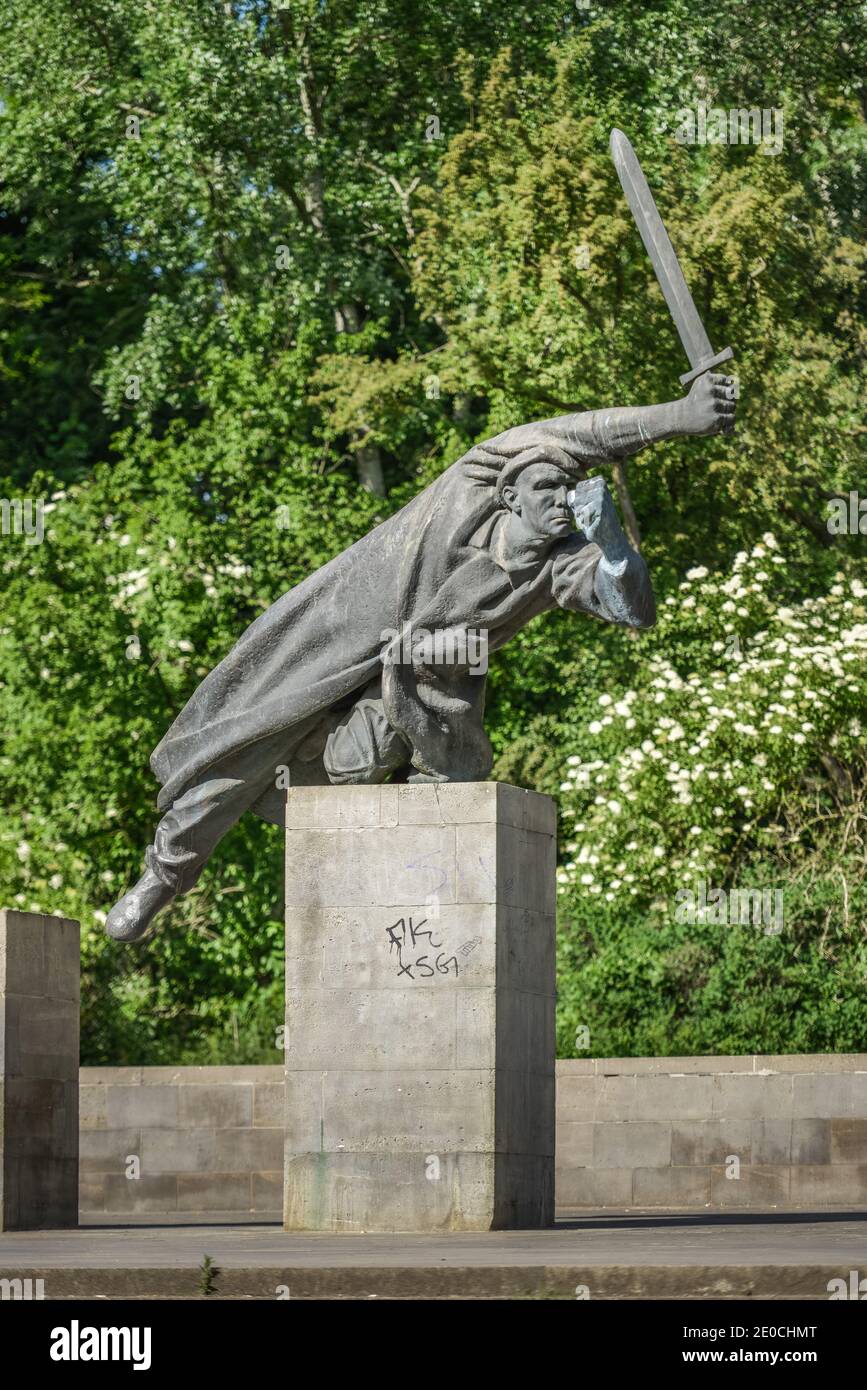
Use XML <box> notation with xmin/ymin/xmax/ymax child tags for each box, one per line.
<box><xmin>2</xmin><ymin>1211</ymin><xmax>866</xmax><ymax>1298</ymax></box>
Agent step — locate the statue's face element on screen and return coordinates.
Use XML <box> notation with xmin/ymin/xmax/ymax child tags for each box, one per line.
<box><xmin>503</xmin><ymin>462</ymin><xmax>574</xmax><ymax>539</ymax></box>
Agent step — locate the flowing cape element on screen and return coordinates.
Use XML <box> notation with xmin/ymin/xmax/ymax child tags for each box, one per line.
<box><xmin>150</xmin><ymin>409</ymin><xmax>634</xmax><ymax>818</ymax></box>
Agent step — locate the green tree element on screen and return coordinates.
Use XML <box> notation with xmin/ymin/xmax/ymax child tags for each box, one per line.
<box><xmin>1</xmin><ymin>0</ymin><xmax>865</xmax><ymax>1060</ymax></box>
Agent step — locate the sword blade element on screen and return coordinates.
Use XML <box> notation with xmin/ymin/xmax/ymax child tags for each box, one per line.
<box><xmin>610</xmin><ymin>128</ymin><xmax>715</xmax><ymax>373</ymax></box>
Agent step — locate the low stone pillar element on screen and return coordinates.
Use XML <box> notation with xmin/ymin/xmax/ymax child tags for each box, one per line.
<box><xmin>283</xmin><ymin>783</ymin><xmax>556</xmax><ymax>1232</ymax></box>
<box><xmin>0</xmin><ymin>909</ymin><xmax>80</xmax><ymax>1230</ymax></box>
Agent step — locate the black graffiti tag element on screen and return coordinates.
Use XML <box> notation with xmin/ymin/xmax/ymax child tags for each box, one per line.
<box><xmin>385</xmin><ymin>917</ymin><xmax>459</xmax><ymax>981</ymax></box>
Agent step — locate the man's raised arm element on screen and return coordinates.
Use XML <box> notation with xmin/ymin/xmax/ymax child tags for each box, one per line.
<box><xmin>486</xmin><ymin>372</ymin><xmax>737</xmax><ymax>466</ymax></box>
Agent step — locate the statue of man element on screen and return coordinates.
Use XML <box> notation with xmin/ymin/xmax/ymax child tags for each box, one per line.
<box><xmin>106</xmin><ymin>372</ymin><xmax>736</xmax><ymax>941</ymax></box>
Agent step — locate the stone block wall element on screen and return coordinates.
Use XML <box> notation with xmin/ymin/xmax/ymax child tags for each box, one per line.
<box><xmin>76</xmin><ymin>1055</ymin><xmax>867</xmax><ymax>1216</ymax></box>
<box><xmin>557</xmin><ymin>1055</ymin><xmax>867</xmax><ymax>1208</ymax></box>
<box><xmin>79</xmin><ymin>1067</ymin><xmax>283</xmax><ymax>1215</ymax></box>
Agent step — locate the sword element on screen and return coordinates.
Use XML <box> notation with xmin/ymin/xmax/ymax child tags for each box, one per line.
<box><xmin>610</xmin><ymin>128</ymin><xmax>733</xmax><ymax>387</ymax></box>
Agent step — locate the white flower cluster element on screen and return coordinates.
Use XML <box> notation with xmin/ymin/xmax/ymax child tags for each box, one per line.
<box><xmin>557</xmin><ymin>541</ymin><xmax>866</xmax><ymax>906</ymax></box>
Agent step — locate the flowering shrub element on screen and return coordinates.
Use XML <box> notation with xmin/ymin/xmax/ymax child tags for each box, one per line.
<box><xmin>557</xmin><ymin>536</ymin><xmax>866</xmax><ymax>908</ymax></box>
<box><xmin>502</xmin><ymin>537</ymin><xmax>867</xmax><ymax>1056</ymax></box>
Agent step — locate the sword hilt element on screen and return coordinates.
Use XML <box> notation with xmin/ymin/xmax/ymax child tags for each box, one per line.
<box><xmin>679</xmin><ymin>345</ymin><xmax>734</xmax><ymax>387</ymax></box>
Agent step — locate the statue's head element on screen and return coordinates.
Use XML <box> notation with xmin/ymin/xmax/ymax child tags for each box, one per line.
<box><xmin>498</xmin><ymin>444</ymin><xmax>583</xmax><ymax>541</ymax></box>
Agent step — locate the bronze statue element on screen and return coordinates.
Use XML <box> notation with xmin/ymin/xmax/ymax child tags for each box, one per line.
<box><xmin>106</xmin><ymin>130</ymin><xmax>736</xmax><ymax>942</ymax></box>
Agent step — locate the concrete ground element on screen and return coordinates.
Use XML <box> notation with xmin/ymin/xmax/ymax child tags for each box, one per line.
<box><xmin>2</xmin><ymin>1210</ymin><xmax>867</xmax><ymax>1298</ymax></box>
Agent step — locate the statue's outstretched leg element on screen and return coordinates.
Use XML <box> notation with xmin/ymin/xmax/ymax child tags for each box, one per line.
<box><xmin>106</xmin><ymin>688</ymin><xmax>411</xmax><ymax>943</ymax></box>
<box><xmin>105</xmin><ymin>769</ymin><xmax>274</xmax><ymax>942</ymax></box>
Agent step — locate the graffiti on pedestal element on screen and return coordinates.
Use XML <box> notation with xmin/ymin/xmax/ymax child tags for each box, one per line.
<box><xmin>385</xmin><ymin>916</ymin><xmax>459</xmax><ymax>981</ymax></box>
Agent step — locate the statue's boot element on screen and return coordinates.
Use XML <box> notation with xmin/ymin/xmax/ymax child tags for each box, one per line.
<box><xmin>105</xmin><ymin>868</ymin><xmax>176</xmax><ymax>941</ymax></box>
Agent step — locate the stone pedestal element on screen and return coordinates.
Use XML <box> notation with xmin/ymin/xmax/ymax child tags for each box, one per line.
<box><xmin>283</xmin><ymin>782</ymin><xmax>556</xmax><ymax>1232</ymax></box>
<box><xmin>0</xmin><ymin>909</ymin><xmax>80</xmax><ymax>1230</ymax></box>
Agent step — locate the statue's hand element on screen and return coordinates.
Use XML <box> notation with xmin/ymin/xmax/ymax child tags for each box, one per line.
<box><xmin>567</xmin><ymin>476</ymin><xmax>624</xmax><ymax>552</ymax></box>
<box><xmin>681</xmin><ymin>372</ymin><xmax>737</xmax><ymax>436</ymax></box>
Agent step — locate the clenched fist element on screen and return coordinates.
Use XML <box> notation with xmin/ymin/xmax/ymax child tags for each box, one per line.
<box><xmin>681</xmin><ymin>372</ymin><xmax>737</xmax><ymax>436</ymax></box>
<box><xmin>567</xmin><ymin>475</ymin><xmax>625</xmax><ymax>553</ymax></box>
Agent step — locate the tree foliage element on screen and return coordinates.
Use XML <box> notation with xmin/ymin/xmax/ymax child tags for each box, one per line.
<box><xmin>1</xmin><ymin>0</ymin><xmax>865</xmax><ymax>1061</ymax></box>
